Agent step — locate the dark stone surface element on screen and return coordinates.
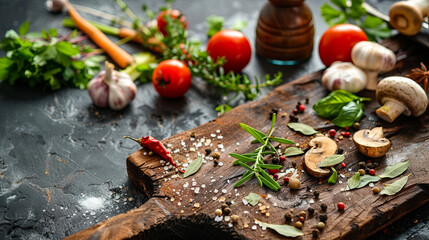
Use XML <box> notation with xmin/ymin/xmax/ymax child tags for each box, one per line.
<box><xmin>0</xmin><ymin>0</ymin><xmax>427</xmax><ymax>239</ymax></box>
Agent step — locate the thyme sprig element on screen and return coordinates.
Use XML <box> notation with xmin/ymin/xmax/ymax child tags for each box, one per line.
<box><xmin>230</xmin><ymin>113</ymin><xmax>294</xmax><ymax>191</ymax></box>
<box><xmin>115</xmin><ymin>0</ymin><xmax>282</xmax><ymax>102</ymax></box>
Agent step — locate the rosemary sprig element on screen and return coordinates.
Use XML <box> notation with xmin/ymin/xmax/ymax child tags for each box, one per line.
<box><xmin>230</xmin><ymin>113</ymin><xmax>294</xmax><ymax>191</ymax></box>
<box><xmin>115</xmin><ymin>0</ymin><xmax>283</xmax><ymax>102</ymax></box>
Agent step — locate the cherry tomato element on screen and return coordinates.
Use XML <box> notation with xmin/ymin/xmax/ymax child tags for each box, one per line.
<box><xmin>157</xmin><ymin>9</ymin><xmax>188</xmax><ymax>36</ymax></box>
<box><xmin>206</xmin><ymin>29</ymin><xmax>252</xmax><ymax>73</ymax></box>
<box><xmin>152</xmin><ymin>60</ymin><xmax>191</xmax><ymax>98</ymax></box>
<box><xmin>318</xmin><ymin>24</ymin><xmax>368</xmax><ymax>67</ymax></box>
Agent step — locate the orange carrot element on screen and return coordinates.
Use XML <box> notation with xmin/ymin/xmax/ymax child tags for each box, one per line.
<box><xmin>64</xmin><ymin>2</ymin><xmax>134</xmax><ymax>68</ymax></box>
<box><xmin>117</xmin><ymin>28</ymin><xmax>143</xmax><ymax>44</ymax></box>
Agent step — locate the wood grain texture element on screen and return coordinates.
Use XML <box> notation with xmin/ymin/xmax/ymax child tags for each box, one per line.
<box><xmin>67</xmin><ymin>36</ymin><xmax>429</xmax><ymax>240</ymax></box>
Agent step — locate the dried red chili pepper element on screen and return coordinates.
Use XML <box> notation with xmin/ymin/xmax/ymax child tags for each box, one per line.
<box><xmin>124</xmin><ymin>136</ymin><xmax>176</xmax><ymax>167</ymax></box>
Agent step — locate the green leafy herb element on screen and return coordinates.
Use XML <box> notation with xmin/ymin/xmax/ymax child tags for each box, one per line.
<box><xmin>357</xmin><ymin>175</ymin><xmax>380</xmax><ymax>188</ymax></box>
<box><xmin>255</xmin><ymin>219</ymin><xmax>303</xmax><ymax>237</ymax></box>
<box><xmin>380</xmin><ymin>174</ymin><xmax>410</xmax><ymax>195</ymax></box>
<box><xmin>244</xmin><ymin>192</ymin><xmax>260</xmax><ymax>206</ymax></box>
<box><xmin>183</xmin><ymin>156</ymin><xmax>203</xmax><ymax>178</ymax></box>
<box><xmin>0</xmin><ymin>22</ymin><xmax>103</xmax><ymax>90</ymax></box>
<box><xmin>231</xmin><ymin>114</ymin><xmax>291</xmax><ymax>191</ymax></box>
<box><xmin>283</xmin><ymin>147</ymin><xmax>304</xmax><ymax>157</ymax></box>
<box><xmin>328</xmin><ymin>167</ymin><xmax>338</xmax><ymax>184</ymax></box>
<box><xmin>231</xmin><ymin>20</ymin><xmax>247</xmax><ymax>31</ymax></box>
<box><xmin>287</xmin><ymin>122</ymin><xmax>318</xmax><ymax>135</ymax></box>
<box><xmin>313</xmin><ymin>90</ymin><xmax>370</xmax><ymax>127</ymax></box>
<box><xmin>347</xmin><ymin>172</ymin><xmax>361</xmax><ymax>189</ymax></box>
<box><xmin>379</xmin><ymin>161</ymin><xmax>410</xmax><ymax>179</ymax></box>
<box><xmin>206</xmin><ymin>15</ymin><xmax>224</xmax><ymax>37</ymax></box>
<box><xmin>215</xmin><ymin>104</ymin><xmax>233</xmax><ymax>115</ymax></box>
<box><xmin>318</xmin><ymin>154</ymin><xmax>345</xmax><ymax>167</ymax></box>
<box><xmin>320</xmin><ymin>0</ymin><xmax>392</xmax><ymax>41</ymax></box>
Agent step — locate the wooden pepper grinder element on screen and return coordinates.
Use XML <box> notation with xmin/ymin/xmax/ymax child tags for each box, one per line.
<box><xmin>255</xmin><ymin>0</ymin><xmax>314</xmax><ymax>65</ymax></box>
<box><xmin>389</xmin><ymin>0</ymin><xmax>429</xmax><ymax>36</ymax></box>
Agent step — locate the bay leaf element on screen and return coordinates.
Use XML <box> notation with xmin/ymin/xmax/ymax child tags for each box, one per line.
<box><xmin>283</xmin><ymin>147</ymin><xmax>304</xmax><ymax>157</ymax></box>
<box><xmin>255</xmin><ymin>219</ymin><xmax>303</xmax><ymax>237</ymax></box>
<box><xmin>287</xmin><ymin>122</ymin><xmax>318</xmax><ymax>135</ymax></box>
<box><xmin>244</xmin><ymin>192</ymin><xmax>260</xmax><ymax>206</ymax></box>
<box><xmin>380</xmin><ymin>174</ymin><xmax>410</xmax><ymax>195</ymax></box>
<box><xmin>318</xmin><ymin>154</ymin><xmax>345</xmax><ymax>167</ymax></box>
<box><xmin>379</xmin><ymin>161</ymin><xmax>410</xmax><ymax>178</ymax></box>
<box><xmin>357</xmin><ymin>175</ymin><xmax>380</xmax><ymax>188</ymax></box>
<box><xmin>347</xmin><ymin>172</ymin><xmax>361</xmax><ymax>189</ymax></box>
<box><xmin>183</xmin><ymin>156</ymin><xmax>203</xmax><ymax>178</ymax></box>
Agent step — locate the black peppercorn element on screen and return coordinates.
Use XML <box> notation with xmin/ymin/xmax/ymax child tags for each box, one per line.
<box><xmin>190</xmin><ymin>132</ymin><xmax>196</xmax><ymax>138</ymax></box>
<box><xmin>221</xmin><ymin>203</ymin><xmax>228</xmax><ymax>210</ymax></box>
<box><xmin>292</xmin><ymin>162</ymin><xmax>297</xmax><ymax>168</ymax></box>
<box><xmin>336</xmin><ymin>148</ymin><xmax>344</xmax><ymax>154</ymax></box>
<box><xmin>305</xmin><ymin>98</ymin><xmax>309</xmax><ymax>104</ymax></box>
<box><xmin>225</xmin><ymin>201</ymin><xmax>232</xmax><ymax>206</ymax></box>
<box><xmin>321</xmin><ymin>203</ymin><xmax>327</xmax><ymax>211</ymax></box>
<box><xmin>284</xmin><ymin>212</ymin><xmax>293</xmax><ymax>222</ymax></box>
<box><xmin>319</xmin><ymin>214</ymin><xmax>328</xmax><ymax>222</ymax></box>
<box><xmin>308</xmin><ymin>207</ymin><xmax>315</xmax><ymax>215</ymax></box>
<box><xmin>358</xmin><ymin>161</ymin><xmax>366</xmax><ymax>169</ymax></box>
<box><xmin>373</xmin><ymin>162</ymin><xmax>379</xmax><ymax>168</ymax></box>
<box><xmin>272</xmin><ymin>158</ymin><xmax>279</xmax><ymax>164</ymax></box>
<box><xmin>366</xmin><ymin>163</ymin><xmax>373</xmax><ymax>169</ymax></box>
<box><xmin>289</xmin><ymin>115</ymin><xmax>299</xmax><ymax>122</ymax></box>
<box><xmin>313</xmin><ymin>191</ymin><xmax>320</xmax><ymax>198</ymax></box>
<box><xmin>205</xmin><ymin>149</ymin><xmax>212</xmax><ymax>156</ymax></box>
<box><xmin>306</xmin><ymin>186</ymin><xmax>311</xmax><ymax>191</ymax></box>
<box><xmin>312</xmin><ymin>229</ymin><xmax>320</xmax><ymax>238</ymax></box>
<box><xmin>223</xmin><ymin>207</ymin><xmax>231</xmax><ymax>215</ymax></box>
<box><xmin>214</xmin><ymin>160</ymin><xmax>219</xmax><ymax>166</ymax></box>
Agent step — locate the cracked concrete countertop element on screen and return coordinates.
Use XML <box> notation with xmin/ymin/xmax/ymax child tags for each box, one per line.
<box><xmin>0</xmin><ymin>0</ymin><xmax>427</xmax><ymax>239</ymax></box>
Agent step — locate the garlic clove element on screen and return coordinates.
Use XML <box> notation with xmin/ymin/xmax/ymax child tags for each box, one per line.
<box><xmin>108</xmin><ymin>83</ymin><xmax>129</xmax><ymax>110</ymax></box>
<box><xmin>321</xmin><ymin>61</ymin><xmax>367</xmax><ymax>93</ymax></box>
<box><xmin>88</xmin><ymin>72</ymin><xmax>109</xmax><ymax>108</ymax></box>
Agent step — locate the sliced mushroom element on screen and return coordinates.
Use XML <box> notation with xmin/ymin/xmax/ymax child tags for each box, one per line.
<box><xmin>389</xmin><ymin>0</ymin><xmax>429</xmax><ymax>36</ymax></box>
<box><xmin>304</xmin><ymin>137</ymin><xmax>337</xmax><ymax>178</ymax></box>
<box><xmin>353</xmin><ymin>127</ymin><xmax>391</xmax><ymax>158</ymax></box>
<box><xmin>376</xmin><ymin>76</ymin><xmax>428</xmax><ymax>122</ymax></box>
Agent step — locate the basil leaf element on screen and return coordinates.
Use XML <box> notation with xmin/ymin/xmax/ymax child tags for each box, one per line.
<box><xmin>357</xmin><ymin>175</ymin><xmax>380</xmax><ymax>188</ymax></box>
<box><xmin>318</xmin><ymin>154</ymin><xmax>345</xmax><ymax>167</ymax></box>
<box><xmin>283</xmin><ymin>147</ymin><xmax>304</xmax><ymax>157</ymax></box>
<box><xmin>347</xmin><ymin>172</ymin><xmax>361</xmax><ymax>189</ymax></box>
<box><xmin>183</xmin><ymin>156</ymin><xmax>203</xmax><ymax>178</ymax></box>
<box><xmin>380</xmin><ymin>175</ymin><xmax>410</xmax><ymax>196</ymax></box>
<box><xmin>244</xmin><ymin>192</ymin><xmax>260</xmax><ymax>206</ymax></box>
<box><xmin>379</xmin><ymin>161</ymin><xmax>410</xmax><ymax>179</ymax></box>
<box><xmin>328</xmin><ymin>167</ymin><xmax>337</xmax><ymax>184</ymax></box>
<box><xmin>206</xmin><ymin>15</ymin><xmax>224</xmax><ymax>37</ymax></box>
<box><xmin>313</xmin><ymin>90</ymin><xmax>360</xmax><ymax>118</ymax></box>
<box><xmin>255</xmin><ymin>219</ymin><xmax>303</xmax><ymax>237</ymax></box>
<box><xmin>288</xmin><ymin>122</ymin><xmax>317</xmax><ymax>135</ymax></box>
<box><xmin>332</xmin><ymin>101</ymin><xmax>365</xmax><ymax>127</ymax></box>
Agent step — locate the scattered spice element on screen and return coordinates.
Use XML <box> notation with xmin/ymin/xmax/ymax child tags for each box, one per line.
<box><xmin>373</xmin><ymin>162</ymin><xmax>379</xmax><ymax>168</ymax></box>
<box><xmin>406</xmin><ymin>62</ymin><xmax>429</xmax><ymax>91</ymax></box>
<box><xmin>215</xmin><ymin>209</ymin><xmax>222</xmax><ymax>216</ymax></box>
<box><xmin>353</xmin><ymin>122</ymin><xmax>360</xmax><ymax>129</ymax></box>
<box><xmin>312</xmin><ymin>229</ymin><xmax>320</xmax><ymax>238</ymax></box>
<box><xmin>337</xmin><ymin>202</ymin><xmax>345</xmax><ymax>211</ymax></box>
<box><xmin>319</xmin><ymin>214</ymin><xmax>328</xmax><ymax>222</ymax></box>
<box><xmin>205</xmin><ymin>149</ymin><xmax>212</xmax><ymax>156</ymax></box>
<box><xmin>279</xmin><ymin>156</ymin><xmax>286</xmax><ymax>162</ymax></box>
<box><xmin>308</xmin><ymin>207</ymin><xmax>315</xmax><ymax>215</ymax></box>
<box><xmin>299</xmin><ymin>216</ymin><xmax>305</xmax><ymax>222</ymax></box>
<box><xmin>221</xmin><ymin>203</ymin><xmax>228</xmax><ymax>210</ymax></box>
<box><xmin>223</xmin><ymin>208</ymin><xmax>231</xmax><ymax>215</ymax></box>
<box><xmin>313</xmin><ymin>191</ymin><xmax>320</xmax><ymax>198</ymax></box>
<box><xmin>284</xmin><ymin>212</ymin><xmax>293</xmax><ymax>222</ymax></box>
<box><xmin>298</xmin><ymin>104</ymin><xmax>306</xmax><ymax>112</ymax></box>
<box><xmin>359</xmin><ymin>161</ymin><xmax>366</xmax><ymax>169</ymax></box>
<box><xmin>212</xmin><ymin>152</ymin><xmax>221</xmax><ymax>159</ymax></box>
<box><xmin>231</xmin><ymin>215</ymin><xmax>239</xmax><ymax>223</ymax></box>
<box><xmin>373</xmin><ymin>187</ymin><xmax>380</xmax><ymax>194</ymax></box>
<box><xmin>341</xmin><ymin>162</ymin><xmax>346</xmax><ymax>168</ymax></box>
<box><xmin>320</xmin><ymin>203</ymin><xmax>327</xmax><ymax>211</ymax></box>
<box><xmin>294</xmin><ymin>221</ymin><xmax>303</xmax><ymax>228</ymax></box>
<box><xmin>366</xmin><ymin>163</ymin><xmax>373</xmax><ymax>169</ymax></box>
<box><xmin>358</xmin><ymin>169</ymin><xmax>366</xmax><ymax>176</ymax></box>
<box><xmin>283</xmin><ymin>177</ymin><xmax>290</xmax><ymax>183</ymax></box>
<box><xmin>299</xmin><ymin>211</ymin><xmax>307</xmax><ymax>218</ymax></box>
<box><xmin>292</xmin><ymin>162</ymin><xmax>297</xmax><ymax>168</ymax></box>
<box><xmin>317</xmin><ymin>222</ymin><xmax>326</xmax><ymax>230</ymax></box>
<box><xmin>369</xmin><ymin>169</ymin><xmax>375</xmax><ymax>176</ymax></box>
<box><xmin>289</xmin><ymin>114</ymin><xmax>299</xmax><ymax>122</ymax></box>
<box><xmin>124</xmin><ymin>136</ymin><xmax>176</xmax><ymax>166</ymax></box>
<box><xmin>289</xmin><ymin>178</ymin><xmax>301</xmax><ymax>190</ymax></box>
<box><xmin>328</xmin><ymin>129</ymin><xmax>336</xmax><ymax>137</ymax></box>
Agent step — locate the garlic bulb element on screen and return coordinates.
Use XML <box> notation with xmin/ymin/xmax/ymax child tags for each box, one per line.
<box><xmin>351</xmin><ymin>41</ymin><xmax>396</xmax><ymax>91</ymax></box>
<box><xmin>46</xmin><ymin>0</ymin><xmax>65</xmax><ymax>13</ymax></box>
<box><xmin>321</xmin><ymin>61</ymin><xmax>367</xmax><ymax>93</ymax></box>
<box><xmin>88</xmin><ymin>61</ymin><xmax>137</xmax><ymax>110</ymax></box>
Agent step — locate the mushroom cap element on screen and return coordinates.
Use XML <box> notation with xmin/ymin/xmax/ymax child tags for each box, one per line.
<box><xmin>351</xmin><ymin>41</ymin><xmax>396</xmax><ymax>72</ymax></box>
<box><xmin>353</xmin><ymin>127</ymin><xmax>391</xmax><ymax>158</ymax></box>
<box><xmin>304</xmin><ymin>137</ymin><xmax>337</xmax><ymax>178</ymax></box>
<box><xmin>321</xmin><ymin>61</ymin><xmax>367</xmax><ymax>93</ymax></box>
<box><xmin>376</xmin><ymin>76</ymin><xmax>428</xmax><ymax>116</ymax></box>
<box><xmin>389</xmin><ymin>1</ymin><xmax>424</xmax><ymax>36</ymax></box>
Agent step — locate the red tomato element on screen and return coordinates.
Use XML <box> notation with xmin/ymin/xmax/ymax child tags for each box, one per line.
<box><xmin>157</xmin><ymin>9</ymin><xmax>188</xmax><ymax>36</ymax></box>
<box><xmin>318</xmin><ymin>24</ymin><xmax>368</xmax><ymax>67</ymax></box>
<box><xmin>206</xmin><ymin>29</ymin><xmax>252</xmax><ymax>73</ymax></box>
<box><xmin>152</xmin><ymin>60</ymin><xmax>191</xmax><ymax>98</ymax></box>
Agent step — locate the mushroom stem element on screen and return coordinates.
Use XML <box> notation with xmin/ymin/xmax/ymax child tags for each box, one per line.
<box><xmin>365</xmin><ymin>71</ymin><xmax>379</xmax><ymax>90</ymax></box>
<box><xmin>376</xmin><ymin>99</ymin><xmax>407</xmax><ymax>123</ymax></box>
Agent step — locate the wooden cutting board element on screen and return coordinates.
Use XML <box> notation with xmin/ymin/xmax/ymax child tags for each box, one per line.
<box><xmin>66</xmin><ymin>36</ymin><xmax>429</xmax><ymax>240</ymax></box>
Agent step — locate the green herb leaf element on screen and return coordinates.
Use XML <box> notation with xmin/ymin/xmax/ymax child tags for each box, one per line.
<box><xmin>244</xmin><ymin>192</ymin><xmax>260</xmax><ymax>206</ymax></box>
<box><xmin>238</xmin><ymin>161</ymin><xmax>254</xmax><ymax>171</ymax></box>
<box><xmin>183</xmin><ymin>156</ymin><xmax>203</xmax><ymax>178</ymax></box>
<box><xmin>231</xmin><ymin>20</ymin><xmax>247</xmax><ymax>31</ymax></box>
<box><xmin>215</xmin><ymin>104</ymin><xmax>233</xmax><ymax>114</ymax></box>
<box><xmin>230</xmin><ymin>153</ymin><xmax>257</xmax><ymax>165</ymax></box>
<box><xmin>379</xmin><ymin>161</ymin><xmax>410</xmax><ymax>179</ymax></box>
<box><xmin>313</xmin><ymin>90</ymin><xmax>361</xmax><ymax>118</ymax></box>
<box><xmin>357</xmin><ymin>175</ymin><xmax>380</xmax><ymax>188</ymax></box>
<box><xmin>328</xmin><ymin>167</ymin><xmax>338</xmax><ymax>184</ymax></box>
<box><xmin>259</xmin><ymin>169</ymin><xmax>281</xmax><ymax>191</ymax></box>
<box><xmin>259</xmin><ymin>164</ymin><xmax>282</xmax><ymax>169</ymax></box>
<box><xmin>18</xmin><ymin>21</ymin><xmax>30</xmax><ymax>35</ymax></box>
<box><xmin>206</xmin><ymin>15</ymin><xmax>224</xmax><ymax>37</ymax></box>
<box><xmin>240</xmin><ymin>123</ymin><xmax>266</xmax><ymax>144</ymax></box>
<box><xmin>347</xmin><ymin>172</ymin><xmax>361</xmax><ymax>189</ymax></box>
<box><xmin>380</xmin><ymin>174</ymin><xmax>410</xmax><ymax>196</ymax></box>
<box><xmin>269</xmin><ymin>137</ymin><xmax>294</xmax><ymax>144</ymax></box>
<box><xmin>283</xmin><ymin>147</ymin><xmax>304</xmax><ymax>157</ymax></box>
<box><xmin>332</xmin><ymin>101</ymin><xmax>365</xmax><ymax>127</ymax></box>
<box><xmin>234</xmin><ymin>172</ymin><xmax>255</xmax><ymax>188</ymax></box>
<box><xmin>255</xmin><ymin>219</ymin><xmax>303</xmax><ymax>237</ymax></box>
<box><xmin>287</xmin><ymin>122</ymin><xmax>317</xmax><ymax>135</ymax></box>
<box><xmin>318</xmin><ymin>154</ymin><xmax>345</xmax><ymax>167</ymax></box>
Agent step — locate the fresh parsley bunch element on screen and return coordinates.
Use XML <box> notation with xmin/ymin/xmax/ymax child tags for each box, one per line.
<box><xmin>321</xmin><ymin>0</ymin><xmax>392</xmax><ymax>41</ymax></box>
<box><xmin>0</xmin><ymin>21</ymin><xmax>104</xmax><ymax>91</ymax></box>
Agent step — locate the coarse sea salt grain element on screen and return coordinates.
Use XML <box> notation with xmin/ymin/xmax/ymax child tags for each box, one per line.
<box><xmin>224</xmin><ymin>216</ymin><xmax>231</xmax><ymax>221</ymax></box>
<box><xmin>369</xmin><ymin>183</ymin><xmax>375</xmax><ymax>187</ymax></box>
<box><xmin>214</xmin><ymin>216</ymin><xmax>223</xmax><ymax>222</ymax></box>
<box><xmin>228</xmin><ymin>223</ymin><xmax>233</xmax><ymax>227</ymax></box>
<box><xmin>242</xmin><ymin>199</ymin><xmax>249</xmax><ymax>205</ymax></box>
<box><xmin>218</xmin><ymin>162</ymin><xmax>224</xmax><ymax>166</ymax></box>
<box><xmin>214</xmin><ymin>189</ymin><xmax>219</xmax><ymax>193</ymax></box>
<box><xmin>194</xmin><ymin>187</ymin><xmax>200</xmax><ymax>194</ymax></box>
<box><xmin>222</xmin><ymin>189</ymin><xmax>227</xmax><ymax>193</ymax></box>
<box><xmin>252</xmin><ymin>225</ymin><xmax>257</xmax><ymax>230</ymax></box>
